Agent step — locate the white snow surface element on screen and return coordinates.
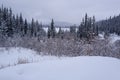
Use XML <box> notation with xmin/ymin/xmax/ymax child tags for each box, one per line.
<box><xmin>0</xmin><ymin>56</ymin><xmax>120</xmax><ymax>80</ymax></box>
<box><xmin>98</xmin><ymin>33</ymin><xmax>120</xmax><ymax>43</ymax></box>
<box><xmin>0</xmin><ymin>47</ymin><xmax>120</xmax><ymax>80</ymax></box>
<box><xmin>43</xmin><ymin>27</ymin><xmax>70</xmax><ymax>33</ymax></box>
<box><xmin>109</xmin><ymin>34</ymin><xmax>120</xmax><ymax>43</ymax></box>
<box><xmin>0</xmin><ymin>47</ymin><xmax>58</xmax><ymax>67</ymax></box>
<box><xmin>98</xmin><ymin>33</ymin><xmax>105</xmax><ymax>40</ymax></box>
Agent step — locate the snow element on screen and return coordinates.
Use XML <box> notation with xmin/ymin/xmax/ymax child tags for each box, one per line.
<box><xmin>98</xmin><ymin>33</ymin><xmax>105</xmax><ymax>40</ymax></box>
<box><xmin>98</xmin><ymin>33</ymin><xmax>120</xmax><ymax>43</ymax></box>
<box><xmin>0</xmin><ymin>47</ymin><xmax>58</xmax><ymax>68</ymax></box>
<box><xmin>43</xmin><ymin>27</ymin><xmax>70</xmax><ymax>33</ymax></box>
<box><xmin>43</xmin><ymin>27</ymin><xmax>48</xmax><ymax>32</ymax></box>
<box><xmin>109</xmin><ymin>34</ymin><xmax>120</xmax><ymax>43</ymax></box>
<box><xmin>0</xmin><ymin>48</ymin><xmax>120</xmax><ymax>80</ymax></box>
<box><xmin>0</xmin><ymin>47</ymin><xmax>120</xmax><ymax>80</ymax></box>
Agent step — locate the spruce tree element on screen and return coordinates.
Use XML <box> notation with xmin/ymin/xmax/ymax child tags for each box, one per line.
<box><xmin>19</xmin><ymin>13</ymin><xmax>24</xmax><ymax>36</ymax></box>
<box><xmin>31</xmin><ymin>18</ymin><xmax>34</xmax><ymax>37</ymax></box>
<box><xmin>24</xmin><ymin>19</ymin><xmax>28</xmax><ymax>35</ymax></box>
<box><xmin>51</xmin><ymin>19</ymin><xmax>56</xmax><ymax>38</ymax></box>
<box><xmin>6</xmin><ymin>8</ymin><xmax>13</xmax><ymax>37</ymax></box>
<box><xmin>47</xmin><ymin>26</ymin><xmax>51</xmax><ymax>38</ymax></box>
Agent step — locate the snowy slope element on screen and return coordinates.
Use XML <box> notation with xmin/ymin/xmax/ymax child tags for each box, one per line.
<box><xmin>0</xmin><ymin>47</ymin><xmax>58</xmax><ymax>68</ymax></box>
<box><xmin>0</xmin><ymin>56</ymin><xmax>120</xmax><ymax>80</ymax></box>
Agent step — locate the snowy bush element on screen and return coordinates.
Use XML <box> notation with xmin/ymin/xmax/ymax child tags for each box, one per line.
<box><xmin>0</xmin><ymin>34</ymin><xmax>120</xmax><ymax>59</ymax></box>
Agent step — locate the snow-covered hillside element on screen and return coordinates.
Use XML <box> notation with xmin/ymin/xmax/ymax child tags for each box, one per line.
<box><xmin>0</xmin><ymin>56</ymin><xmax>120</xmax><ymax>80</ymax></box>
<box><xmin>0</xmin><ymin>47</ymin><xmax>58</xmax><ymax>69</ymax></box>
<box><xmin>0</xmin><ymin>47</ymin><xmax>120</xmax><ymax>80</ymax></box>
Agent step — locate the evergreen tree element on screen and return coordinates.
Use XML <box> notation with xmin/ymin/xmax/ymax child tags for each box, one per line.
<box><xmin>47</xmin><ymin>26</ymin><xmax>51</xmax><ymax>38</ymax></box>
<box><xmin>0</xmin><ymin>8</ymin><xmax>1</xmax><ymax>26</ymax></box>
<box><xmin>31</xmin><ymin>18</ymin><xmax>34</xmax><ymax>37</ymax></box>
<box><xmin>24</xmin><ymin>19</ymin><xmax>28</xmax><ymax>35</ymax></box>
<box><xmin>77</xmin><ymin>14</ymin><xmax>98</xmax><ymax>41</ymax></box>
<box><xmin>47</xmin><ymin>19</ymin><xmax>56</xmax><ymax>38</ymax></box>
<box><xmin>51</xmin><ymin>19</ymin><xmax>56</xmax><ymax>38</ymax></box>
<box><xmin>6</xmin><ymin>8</ymin><xmax>13</xmax><ymax>37</ymax></box>
<box><xmin>70</xmin><ymin>25</ymin><xmax>76</xmax><ymax>34</ymax></box>
<box><xmin>19</xmin><ymin>13</ymin><xmax>24</xmax><ymax>36</ymax></box>
<box><xmin>12</xmin><ymin>15</ymin><xmax>16</xmax><ymax>34</ymax></box>
<box><xmin>92</xmin><ymin>16</ymin><xmax>95</xmax><ymax>33</ymax></box>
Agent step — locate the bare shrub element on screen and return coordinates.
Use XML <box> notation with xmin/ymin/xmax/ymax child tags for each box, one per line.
<box><xmin>17</xmin><ymin>58</ymin><xmax>29</xmax><ymax>64</ymax></box>
<box><xmin>1</xmin><ymin>35</ymin><xmax>120</xmax><ymax>59</ymax></box>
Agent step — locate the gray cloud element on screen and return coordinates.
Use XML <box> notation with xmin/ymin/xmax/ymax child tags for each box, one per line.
<box><xmin>0</xmin><ymin>0</ymin><xmax>120</xmax><ymax>24</ymax></box>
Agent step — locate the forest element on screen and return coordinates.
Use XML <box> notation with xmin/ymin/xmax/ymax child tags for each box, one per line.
<box><xmin>0</xmin><ymin>5</ymin><xmax>120</xmax><ymax>58</ymax></box>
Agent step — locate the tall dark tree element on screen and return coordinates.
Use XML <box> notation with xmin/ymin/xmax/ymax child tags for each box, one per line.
<box><xmin>47</xmin><ymin>26</ymin><xmax>51</xmax><ymax>38</ymax></box>
<box><xmin>92</xmin><ymin>16</ymin><xmax>95</xmax><ymax>33</ymax></box>
<box><xmin>47</xmin><ymin>19</ymin><xmax>56</xmax><ymax>38</ymax></box>
<box><xmin>6</xmin><ymin>8</ymin><xmax>13</xmax><ymax>37</ymax></box>
<box><xmin>31</xmin><ymin>18</ymin><xmax>34</xmax><ymax>37</ymax></box>
<box><xmin>0</xmin><ymin>8</ymin><xmax>2</xmax><ymax>26</ymax></box>
<box><xmin>70</xmin><ymin>25</ymin><xmax>76</xmax><ymax>34</ymax></box>
<box><xmin>24</xmin><ymin>19</ymin><xmax>28</xmax><ymax>35</ymax></box>
<box><xmin>19</xmin><ymin>13</ymin><xmax>24</xmax><ymax>36</ymax></box>
<box><xmin>51</xmin><ymin>19</ymin><xmax>56</xmax><ymax>38</ymax></box>
<box><xmin>77</xmin><ymin>14</ymin><xmax>98</xmax><ymax>41</ymax></box>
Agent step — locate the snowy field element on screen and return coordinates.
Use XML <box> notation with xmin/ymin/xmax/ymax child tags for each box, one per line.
<box><xmin>0</xmin><ymin>34</ymin><xmax>120</xmax><ymax>80</ymax></box>
<box><xmin>0</xmin><ymin>47</ymin><xmax>120</xmax><ymax>80</ymax></box>
<box><xmin>0</xmin><ymin>47</ymin><xmax>59</xmax><ymax>69</ymax></box>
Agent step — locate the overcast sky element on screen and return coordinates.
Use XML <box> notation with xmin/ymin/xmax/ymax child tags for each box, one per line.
<box><xmin>0</xmin><ymin>0</ymin><xmax>120</xmax><ymax>24</ymax></box>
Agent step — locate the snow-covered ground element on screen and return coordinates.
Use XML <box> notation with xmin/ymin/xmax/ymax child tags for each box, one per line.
<box><xmin>98</xmin><ymin>33</ymin><xmax>105</xmax><ymax>40</ymax></box>
<box><xmin>0</xmin><ymin>56</ymin><xmax>120</xmax><ymax>80</ymax></box>
<box><xmin>0</xmin><ymin>47</ymin><xmax>120</xmax><ymax>80</ymax></box>
<box><xmin>0</xmin><ymin>34</ymin><xmax>120</xmax><ymax>80</ymax></box>
<box><xmin>43</xmin><ymin>27</ymin><xmax>70</xmax><ymax>32</ymax></box>
<box><xmin>98</xmin><ymin>33</ymin><xmax>120</xmax><ymax>43</ymax></box>
<box><xmin>109</xmin><ymin>34</ymin><xmax>120</xmax><ymax>43</ymax></box>
<box><xmin>0</xmin><ymin>47</ymin><xmax>58</xmax><ymax>68</ymax></box>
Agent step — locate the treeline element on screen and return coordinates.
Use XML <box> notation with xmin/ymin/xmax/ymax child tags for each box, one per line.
<box><xmin>0</xmin><ymin>5</ymin><xmax>46</xmax><ymax>39</ymax></box>
<box><xmin>98</xmin><ymin>15</ymin><xmax>120</xmax><ymax>35</ymax></box>
<box><xmin>1</xmin><ymin>5</ymin><xmax>120</xmax><ymax>41</ymax></box>
<box><xmin>0</xmin><ymin>5</ymin><xmax>99</xmax><ymax>42</ymax></box>
<box><xmin>47</xmin><ymin>14</ymin><xmax>99</xmax><ymax>41</ymax></box>
<box><xmin>0</xmin><ymin>5</ymin><xmax>120</xmax><ymax>58</ymax></box>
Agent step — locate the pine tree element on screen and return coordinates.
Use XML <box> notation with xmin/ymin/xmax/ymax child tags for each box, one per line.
<box><xmin>77</xmin><ymin>14</ymin><xmax>98</xmax><ymax>41</ymax></box>
<box><xmin>19</xmin><ymin>13</ymin><xmax>24</xmax><ymax>36</ymax></box>
<box><xmin>0</xmin><ymin>8</ymin><xmax>2</xmax><ymax>26</ymax></box>
<box><xmin>31</xmin><ymin>18</ymin><xmax>34</xmax><ymax>37</ymax></box>
<box><xmin>47</xmin><ymin>19</ymin><xmax>56</xmax><ymax>38</ymax></box>
<box><xmin>24</xmin><ymin>19</ymin><xmax>28</xmax><ymax>35</ymax></box>
<box><xmin>85</xmin><ymin>13</ymin><xmax>88</xmax><ymax>32</ymax></box>
<box><xmin>92</xmin><ymin>16</ymin><xmax>95</xmax><ymax>33</ymax></box>
<box><xmin>51</xmin><ymin>19</ymin><xmax>56</xmax><ymax>38</ymax></box>
<box><xmin>6</xmin><ymin>8</ymin><xmax>13</xmax><ymax>37</ymax></box>
<box><xmin>47</xmin><ymin>26</ymin><xmax>51</xmax><ymax>38</ymax></box>
<box><xmin>70</xmin><ymin>25</ymin><xmax>76</xmax><ymax>34</ymax></box>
